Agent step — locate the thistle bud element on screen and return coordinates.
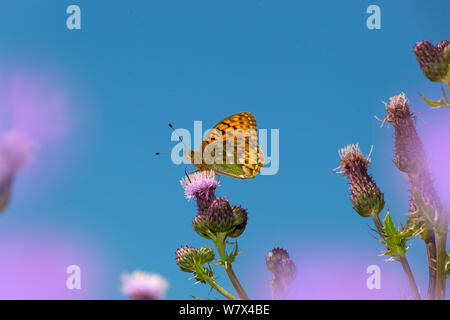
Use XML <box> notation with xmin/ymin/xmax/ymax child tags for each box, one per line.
<box><xmin>383</xmin><ymin>94</ymin><xmax>442</xmax><ymax>216</ymax></box>
<box><xmin>228</xmin><ymin>205</ymin><xmax>248</xmax><ymax>238</ymax></box>
<box><xmin>192</xmin><ymin>214</ymin><xmax>210</xmax><ymax>237</ymax></box>
<box><xmin>197</xmin><ymin>246</ymin><xmax>215</xmax><ymax>264</ymax></box>
<box><xmin>414</xmin><ymin>40</ymin><xmax>450</xmax><ymax>82</ymax></box>
<box><xmin>337</xmin><ymin>144</ymin><xmax>385</xmax><ymax>217</ymax></box>
<box><xmin>206</xmin><ymin>197</ymin><xmax>234</xmax><ymax>234</ymax></box>
<box><xmin>175</xmin><ymin>246</ymin><xmax>197</xmax><ymax>273</ymax></box>
<box><xmin>383</xmin><ymin>94</ymin><xmax>426</xmax><ymax>174</ymax></box>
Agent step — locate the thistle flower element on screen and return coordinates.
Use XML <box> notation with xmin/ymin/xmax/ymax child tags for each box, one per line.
<box><xmin>383</xmin><ymin>94</ymin><xmax>442</xmax><ymax>216</ymax></box>
<box><xmin>266</xmin><ymin>248</ymin><xmax>296</xmax><ymax>297</ymax></box>
<box><xmin>175</xmin><ymin>246</ymin><xmax>198</xmax><ymax>273</ymax></box>
<box><xmin>0</xmin><ymin>130</ymin><xmax>33</xmax><ymax>213</ymax></box>
<box><xmin>192</xmin><ymin>201</ymin><xmax>249</xmax><ymax>239</ymax></box>
<box><xmin>206</xmin><ymin>197</ymin><xmax>234</xmax><ymax>234</ymax></box>
<box><xmin>121</xmin><ymin>271</ymin><xmax>169</xmax><ymax>300</ymax></box>
<box><xmin>337</xmin><ymin>144</ymin><xmax>384</xmax><ymax>218</ymax></box>
<box><xmin>383</xmin><ymin>94</ymin><xmax>426</xmax><ymax>175</ymax></box>
<box><xmin>180</xmin><ymin>171</ymin><xmax>219</xmax><ymax>215</ymax></box>
<box><xmin>414</xmin><ymin>40</ymin><xmax>450</xmax><ymax>82</ymax></box>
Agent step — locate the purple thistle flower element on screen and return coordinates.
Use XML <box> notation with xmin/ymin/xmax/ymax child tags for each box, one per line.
<box><xmin>180</xmin><ymin>171</ymin><xmax>219</xmax><ymax>215</ymax></box>
<box><xmin>337</xmin><ymin>144</ymin><xmax>384</xmax><ymax>218</ymax></box>
<box><xmin>121</xmin><ymin>271</ymin><xmax>169</xmax><ymax>300</ymax></box>
<box><xmin>414</xmin><ymin>40</ymin><xmax>450</xmax><ymax>82</ymax></box>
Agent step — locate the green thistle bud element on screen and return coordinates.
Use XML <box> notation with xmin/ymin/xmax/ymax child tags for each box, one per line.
<box><xmin>414</xmin><ymin>40</ymin><xmax>450</xmax><ymax>82</ymax></box>
<box><xmin>197</xmin><ymin>246</ymin><xmax>215</xmax><ymax>264</ymax></box>
<box><xmin>228</xmin><ymin>205</ymin><xmax>248</xmax><ymax>238</ymax></box>
<box><xmin>337</xmin><ymin>144</ymin><xmax>385</xmax><ymax>218</ymax></box>
<box><xmin>175</xmin><ymin>246</ymin><xmax>197</xmax><ymax>273</ymax></box>
<box><xmin>192</xmin><ymin>214</ymin><xmax>210</xmax><ymax>237</ymax></box>
<box><xmin>206</xmin><ymin>197</ymin><xmax>234</xmax><ymax>234</ymax></box>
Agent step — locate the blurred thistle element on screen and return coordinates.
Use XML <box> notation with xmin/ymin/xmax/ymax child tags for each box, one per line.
<box><xmin>180</xmin><ymin>171</ymin><xmax>219</xmax><ymax>215</ymax></box>
<box><xmin>337</xmin><ymin>144</ymin><xmax>385</xmax><ymax>218</ymax></box>
<box><xmin>266</xmin><ymin>248</ymin><xmax>296</xmax><ymax>299</ymax></box>
<box><xmin>121</xmin><ymin>271</ymin><xmax>169</xmax><ymax>300</ymax></box>
<box><xmin>0</xmin><ymin>130</ymin><xmax>33</xmax><ymax>213</ymax></box>
<box><xmin>414</xmin><ymin>40</ymin><xmax>450</xmax><ymax>83</ymax></box>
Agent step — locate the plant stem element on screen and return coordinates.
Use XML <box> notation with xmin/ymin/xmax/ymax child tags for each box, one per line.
<box><xmin>436</xmin><ymin>231</ymin><xmax>447</xmax><ymax>299</ymax></box>
<box><xmin>398</xmin><ymin>254</ymin><xmax>421</xmax><ymax>300</ymax></box>
<box><xmin>371</xmin><ymin>212</ymin><xmax>421</xmax><ymax>300</ymax></box>
<box><xmin>203</xmin><ymin>276</ymin><xmax>237</xmax><ymax>300</ymax></box>
<box><xmin>424</xmin><ymin>234</ymin><xmax>437</xmax><ymax>299</ymax></box>
<box><xmin>214</xmin><ymin>233</ymin><xmax>249</xmax><ymax>300</ymax></box>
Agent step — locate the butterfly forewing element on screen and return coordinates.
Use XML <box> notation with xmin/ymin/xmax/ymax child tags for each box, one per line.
<box><xmin>199</xmin><ymin>112</ymin><xmax>264</xmax><ymax>179</ymax></box>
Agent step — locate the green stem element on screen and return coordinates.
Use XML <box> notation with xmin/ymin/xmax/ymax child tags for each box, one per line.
<box><xmin>398</xmin><ymin>254</ymin><xmax>421</xmax><ymax>300</ymax></box>
<box><xmin>436</xmin><ymin>231</ymin><xmax>447</xmax><ymax>299</ymax></box>
<box><xmin>423</xmin><ymin>233</ymin><xmax>437</xmax><ymax>300</ymax></box>
<box><xmin>214</xmin><ymin>233</ymin><xmax>249</xmax><ymax>300</ymax></box>
<box><xmin>202</xmin><ymin>275</ymin><xmax>237</xmax><ymax>300</ymax></box>
<box><xmin>371</xmin><ymin>212</ymin><xmax>421</xmax><ymax>300</ymax></box>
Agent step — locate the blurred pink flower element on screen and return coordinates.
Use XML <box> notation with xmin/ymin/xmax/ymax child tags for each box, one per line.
<box><xmin>121</xmin><ymin>271</ymin><xmax>169</xmax><ymax>300</ymax></box>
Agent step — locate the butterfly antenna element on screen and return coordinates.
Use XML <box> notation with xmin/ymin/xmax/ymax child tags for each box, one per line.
<box><xmin>168</xmin><ymin>123</ymin><xmax>188</xmax><ymax>148</ymax></box>
<box><xmin>184</xmin><ymin>164</ymin><xmax>191</xmax><ymax>182</ymax></box>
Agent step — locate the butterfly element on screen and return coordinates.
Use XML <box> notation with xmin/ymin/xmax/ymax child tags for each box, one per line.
<box><xmin>158</xmin><ymin>112</ymin><xmax>265</xmax><ymax>179</ymax></box>
<box><xmin>184</xmin><ymin>112</ymin><xmax>264</xmax><ymax>179</ymax></box>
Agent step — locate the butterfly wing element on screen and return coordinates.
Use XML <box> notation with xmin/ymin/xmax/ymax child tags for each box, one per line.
<box><xmin>201</xmin><ymin>112</ymin><xmax>264</xmax><ymax>179</ymax></box>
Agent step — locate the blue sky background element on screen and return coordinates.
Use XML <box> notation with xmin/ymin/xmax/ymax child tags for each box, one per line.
<box><xmin>0</xmin><ymin>0</ymin><xmax>449</xmax><ymax>299</ymax></box>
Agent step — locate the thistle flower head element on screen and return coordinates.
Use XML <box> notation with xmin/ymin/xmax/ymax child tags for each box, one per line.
<box><xmin>175</xmin><ymin>246</ymin><xmax>197</xmax><ymax>273</ymax></box>
<box><xmin>383</xmin><ymin>93</ymin><xmax>427</xmax><ymax>174</ymax></box>
<box><xmin>337</xmin><ymin>144</ymin><xmax>384</xmax><ymax>217</ymax></box>
<box><xmin>180</xmin><ymin>171</ymin><xmax>219</xmax><ymax>215</ymax></box>
<box><xmin>206</xmin><ymin>197</ymin><xmax>234</xmax><ymax>234</ymax></box>
<box><xmin>121</xmin><ymin>271</ymin><xmax>169</xmax><ymax>300</ymax></box>
<box><xmin>414</xmin><ymin>40</ymin><xmax>450</xmax><ymax>82</ymax></box>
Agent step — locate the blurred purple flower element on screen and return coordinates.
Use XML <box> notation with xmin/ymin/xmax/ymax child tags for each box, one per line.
<box><xmin>0</xmin><ymin>130</ymin><xmax>33</xmax><ymax>212</ymax></box>
<box><xmin>121</xmin><ymin>271</ymin><xmax>169</xmax><ymax>300</ymax></box>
